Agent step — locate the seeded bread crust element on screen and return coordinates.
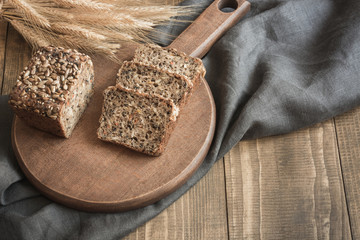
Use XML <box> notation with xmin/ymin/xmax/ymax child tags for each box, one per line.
<box><xmin>116</xmin><ymin>61</ymin><xmax>193</xmax><ymax>110</ymax></box>
<box><xmin>133</xmin><ymin>44</ymin><xmax>206</xmax><ymax>88</ymax></box>
<box><xmin>97</xmin><ymin>86</ymin><xmax>177</xmax><ymax>156</ymax></box>
<box><xmin>9</xmin><ymin>46</ymin><xmax>94</xmax><ymax>138</ymax></box>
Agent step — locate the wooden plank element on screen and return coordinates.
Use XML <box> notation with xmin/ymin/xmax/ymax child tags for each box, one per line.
<box><xmin>124</xmin><ymin>159</ymin><xmax>229</xmax><ymax>239</ymax></box>
<box><xmin>334</xmin><ymin>107</ymin><xmax>360</xmax><ymax>239</ymax></box>
<box><xmin>224</xmin><ymin>120</ymin><xmax>351</xmax><ymax>239</ymax></box>
<box><xmin>2</xmin><ymin>23</ymin><xmax>31</xmax><ymax>95</ymax></box>
<box><xmin>0</xmin><ymin>20</ymin><xmax>8</xmax><ymax>94</ymax></box>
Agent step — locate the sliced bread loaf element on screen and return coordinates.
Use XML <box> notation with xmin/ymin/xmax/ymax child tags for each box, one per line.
<box><xmin>97</xmin><ymin>85</ymin><xmax>177</xmax><ymax>156</ymax></box>
<box><xmin>133</xmin><ymin>44</ymin><xmax>206</xmax><ymax>87</ymax></box>
<box><xmin>116</xmin><ymin>61</ymin><xmax>192</xmax><ymax>108</ymax></box>
<box><xmin>9</xmin><ymin>46</ymin><xmax>94</xmax><ymax>138</ymax></box>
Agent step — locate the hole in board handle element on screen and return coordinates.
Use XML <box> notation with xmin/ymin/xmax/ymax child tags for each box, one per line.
<box><xmin>218</xmin><ymin>0</ymin><xmax>238</xmax><ymax>13</ymax></box>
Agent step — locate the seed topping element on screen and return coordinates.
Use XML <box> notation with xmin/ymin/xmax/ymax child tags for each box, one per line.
<box><xmin>8</xmin><ymin>46</ymin><xmax>91</xmax><ymax>119</ymax></box>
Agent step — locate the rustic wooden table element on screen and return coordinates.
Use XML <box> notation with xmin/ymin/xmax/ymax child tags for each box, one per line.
<box><xmin>1</xmin><ymin>20</ymin><xmax>359</xmax><ymax>239</ymax></box>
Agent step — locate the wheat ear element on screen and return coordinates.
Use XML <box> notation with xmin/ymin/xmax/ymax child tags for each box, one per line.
<box><xmin>8</xmin><ymin>0</ymin><xmax>50</xmax><ymax>28</ymax></box>
<box><xmin>51</xmin><ymin>23</ymin><xmax>107</xmax><ymax>41</ymax></box>
<box><xmin>58</xmin><ymin>35</ymin><xmax>120</xmax><ymax>60</ymax></box>
<box><xmin>10</xmin><ymin>20</ymin><xmax>50</xmax><ymax>47</ymax></box>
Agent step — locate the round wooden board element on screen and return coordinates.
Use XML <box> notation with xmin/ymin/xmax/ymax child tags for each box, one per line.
<box><xmin>12</xmin><ymin>47</ymin><xmax>216</xmax><ymax>212</ymax></box>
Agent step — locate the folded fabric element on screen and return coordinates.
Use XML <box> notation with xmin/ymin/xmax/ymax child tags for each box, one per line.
<box><xmin>1</xmin><ymin>0</ymin><xmax>360</xmax><ymax>239</ymax></box>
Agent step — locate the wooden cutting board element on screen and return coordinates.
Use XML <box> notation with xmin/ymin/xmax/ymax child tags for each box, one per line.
<box><xmin>12</xmin><ymin>0</ymin><xmax>250</xmax><ymax>212</ymax></box>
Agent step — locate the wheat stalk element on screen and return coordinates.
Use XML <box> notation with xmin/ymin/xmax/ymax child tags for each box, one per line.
<box><xmin>72</xmin><ymin>12</ymin><xmax>155</xmax><ymax>30</ymax></box>
<box><xmin>52</xmin><ymin>0</ymin><xmax>112</xmax><ymax>10</ymax></box>
<box><xmin>0</xmin><ymin>0</ymin><xmax>195</xmax><ymax>62</ymax></box>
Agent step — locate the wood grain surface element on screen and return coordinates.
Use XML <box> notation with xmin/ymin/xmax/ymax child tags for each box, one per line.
<box><xmin>2</xmin><ymin>0</ymin><xmax>360</xmax><ymax>237</ymax></box>
<box><xmin>224</xmin><ymin>120</ymin><xmax>351</xmax><ymax>239</ymax></box>
<box><xmin>10</xmin><ymin>0</ymin><xmax>251</xmax><ymax>212</ymax></box>
<box><xmin>2</xmin><ymin>24</ymin><xmax>31</xmax><ymax>94</ymax></box>
<box><xmin>0</xmin><ymin>21</ymin><xmax>7</xmax><ymax>92</ymax></box>
<box><xmin>335</xmin><ymin>110</ymin><xmax>360</xmax><ymax>239</ymax></box>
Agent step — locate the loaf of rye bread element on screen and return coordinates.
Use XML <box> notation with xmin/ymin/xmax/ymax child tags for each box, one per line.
<box><xmin>116</xmin><ymin>61</ymin><xmax>192</xmax><ymax>109</ymax></box>
<box><xmin>133</xmin><ymin>44</ymin><xmax>206</xmax><ymax>87</ymax></box>
<box><xmin>8</xmin><ymin>46</ymin><xmax>94</xmax><ymax>138</ymax></box>
<box><xmin>97</xmin><ymin>85</ymin><xmax>177</xmax><ymax>156</ymax></box>
<box><xmin>98</xmin><ymin>44</ymin><xmax>206</xmax><ymax>155</ymax></box>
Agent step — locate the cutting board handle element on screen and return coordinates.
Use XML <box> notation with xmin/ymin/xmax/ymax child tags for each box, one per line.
<box><xmin>168</xmin><ymin>0</ymin><xmax>250</xmax><ymax>58</ymax></box>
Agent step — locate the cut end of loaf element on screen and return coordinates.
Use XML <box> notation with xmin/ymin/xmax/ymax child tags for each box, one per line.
<box><xmin>97</xmin><ymin>86</ymin><xmax>177</xmax><ymax>156</ymax></box>
<box><xmin>8</xmin><ymin>46</ymin><xmax>94</xmax><ymax>138</ymax></box>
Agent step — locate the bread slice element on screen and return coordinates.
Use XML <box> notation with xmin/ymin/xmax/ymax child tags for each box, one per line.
<box><xmin>116</xmin><ymin>61</ymin><xmax>192</xmax><ymax>108</ymax></box>
<box><xmin>97</xmin><ymin>86</ymin><xmax>177</xmax><ymax>156</ymax></box>
<box><xmin>8</xmin><ymin>46</ymin><xmax>94</xmax><ymax>138</ymax></box>
<box><xmin>133</xmin><ymin>44</ymin><xmax>206</xmax><ymax>87</ymax></box>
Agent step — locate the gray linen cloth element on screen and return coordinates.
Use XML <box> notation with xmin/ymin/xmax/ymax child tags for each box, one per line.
<box><xmin>1</xmin><ymin>0</ymin><xmax>360</xmax><ymax>239</ymax></box>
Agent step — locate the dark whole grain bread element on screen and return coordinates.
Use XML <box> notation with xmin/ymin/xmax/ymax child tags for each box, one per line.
<box><xmin>97</xmin><ymin>85</ymin><xmax>178</xmax><ymax>156</ymax></box>
<box><xmin>116</xmin><ymin>61</ymin><xmax>192</xmax><ymax>109</ymax></box>
<box><xmin>8</xmin><ymin>46</ymin><xmax>94</xmax><ymax>138</ymax></box>
<box><xmin>98</xmin><ymin>44</ymin><xmax>205</xmax><ymax>156</ymax></box>
<box><xmin>133</xmin><ymin>44</ymin><xmax>206</xmax><ymax>87</ymax></box>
